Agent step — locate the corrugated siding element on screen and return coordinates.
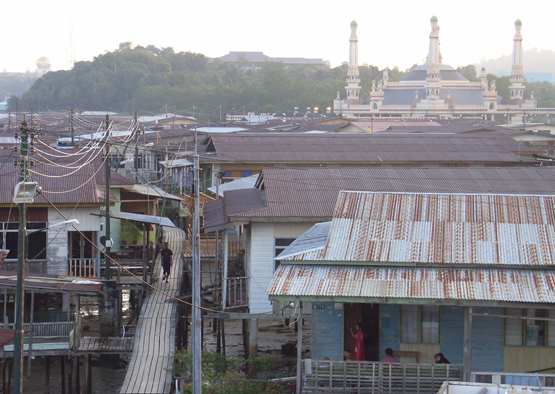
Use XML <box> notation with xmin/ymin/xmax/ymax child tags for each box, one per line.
<box><xmin>268</xmin><ymin>265</ymin><xmax>555</xmax><ymax>303</ymax></box>
<box><xmin>287</xmin><ymin>192</ymin><xmax>555</xmax><ymax>266</ymax></box>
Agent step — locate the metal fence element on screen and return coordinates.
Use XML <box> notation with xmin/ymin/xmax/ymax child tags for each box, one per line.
<box><xmin>303</xmin><ymin>359</ymin><xmax>463</xmax><ymax>394</ymax></box>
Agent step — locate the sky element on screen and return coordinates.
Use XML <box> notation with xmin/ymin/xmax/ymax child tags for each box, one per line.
<box><xmin>3</xmin><ymin>0</ymin><xmax>554</xmax><ymax>73</ymax></box>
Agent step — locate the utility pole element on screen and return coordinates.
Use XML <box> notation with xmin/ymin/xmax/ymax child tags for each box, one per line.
<box><xmin>192</xmin><ymin>129</ymin><xmax>202</xmax><ymax>394</ymax></box>
<box><xmin>133</xmin><ymin>112</ymin><xmax>139</xmax><ymax>183</ymax></box>
<box><xmin>14</xmin><ymin>120</ymin><xmax>30</xmax><ymax>394</ymax></box>
<box><xmin>70</xmin><ymin>109</ymin><xmax>75</xmax><ymax>146</ymax></box>
<box><xmin>104</xmin><ymin>115</ymin><xmax>111</xmax><ymax>279</ymax></box>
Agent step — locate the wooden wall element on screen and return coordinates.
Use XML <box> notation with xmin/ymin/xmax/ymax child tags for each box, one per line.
<box><xmin>312</xmin><ymin>302</ymin><xmax>343</xmax><ymax>361</ymax></box>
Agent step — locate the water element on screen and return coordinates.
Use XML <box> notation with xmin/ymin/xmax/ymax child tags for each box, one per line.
<box><xmin>18</xmin><ymin>354</ymin><xmax>128</xmax><ymax>394</ymax></box>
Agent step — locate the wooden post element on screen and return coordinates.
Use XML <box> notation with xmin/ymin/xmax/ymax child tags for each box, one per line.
<box><xmin>242</xmin><ymin>319</ymin><xmax>249</xmax><ymax>358</ymax></box>
<box><xmin>45</xmin><ymin>356</ymin><xmax>51</xmax><ymax>394</ymax></box>
<box><xmin>296</xmin><ymin>310</ymin><xmax>303</xmax><ymax>394</ymax></box>
<box><xmin>27</xmin><ymin>289</ymin><xmax>35</xmax><ymax>376</ymax></box>
<box><xmin>71</xmin><ymin>356</ymin><xmax>78</xmax><ymax>393</ymax></box>
<box><xmin>68</xmin><ymin>357</ymin><xmax>73</xmax><ymax>394</ymax></box>
<box><xmin>463</xmin><ymin>306</ymin><xmax>473</xmax><ymax>382</ymax></box>
<box><xmin>8</xmin><ymin>359</ymin><xmax>12</xmax><ymax>394</ymax></box>
<box><xmin>221</xmin><ymin>319</ymin><xmax>226</xmax><ymax>357</ymax></box>
<box><xmin>248</xmin><ymin>318</ymin><xmax>258</xmax><ymax>358</ymax></box>
<box><xmin>85</xmin><ymin>354</ymin><xmax>92</xmax><ymax>394</ymax></box>
<box><xmin>61</xmin><ymin>357</ymin><xmax>66</xmax><ymax>394</ymax></box>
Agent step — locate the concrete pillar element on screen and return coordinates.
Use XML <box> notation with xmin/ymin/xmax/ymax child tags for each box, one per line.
<box><xmin>99</xmin><ymin>280</ymin><xmax>119</xmax><ymax>337</ymax></box>
<box><xmin>248</xmin><ymin>319</ymin><xmax>258</xmax><ymax>357</ymax></box>
<box><xmin>62</xmin><ymin>294</ymin><xmax>70</xmax><ymax>312</ymax></box>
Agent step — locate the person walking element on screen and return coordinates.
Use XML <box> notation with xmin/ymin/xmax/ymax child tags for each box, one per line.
<box><xmin>160</xmin><ymin>242</ymin><xmax>173</xmax><ymax>283</ymax></box>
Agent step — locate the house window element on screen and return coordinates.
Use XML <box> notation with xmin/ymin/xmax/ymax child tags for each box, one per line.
<box><xmin>274</xmin><ymin>238</ymin><xmax>295</xmax><ymax>271</ymax></box>
<box><xmin>400</xmin><ymin>305</ymin><xmax>440</xmax><ymax>344</ymax></box>
<box><xmin>505</xmin><ymin>308</ymin><xmax>555</xmax><ymax>347</ymax></box>
<box><xmin>0</xmin><ymin>222</ymin><xmax>47</xmax><ymax>261</ymax></box>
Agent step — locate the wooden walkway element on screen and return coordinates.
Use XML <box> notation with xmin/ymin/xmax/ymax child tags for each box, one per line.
<box><xmin>78</xmin><ymin>336</ymin><xmax>134</xmax><ymax>354</ymax></box>
<box><xmin>119</xmin><ymin>227</ymin><xmax>185</xmax><ymax>394</ymax></box>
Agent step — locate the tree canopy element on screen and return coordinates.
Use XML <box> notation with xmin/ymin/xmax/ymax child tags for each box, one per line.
<box><xmin>14</xmin><ymin>44</ymin><xmax>397</xmax><ymax>118</ymax></box>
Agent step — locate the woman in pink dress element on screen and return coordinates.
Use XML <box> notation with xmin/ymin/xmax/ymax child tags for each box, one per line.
<box><xmin>350</xmin><ymin>323</ymin><xmax>366</xmax><ymax>361</ymax></box>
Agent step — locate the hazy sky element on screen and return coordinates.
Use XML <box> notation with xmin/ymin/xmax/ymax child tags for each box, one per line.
<box><xmin>3</xmin><ymin>0</ymin><xmax>554</xmax><ymax>73</ymax></box>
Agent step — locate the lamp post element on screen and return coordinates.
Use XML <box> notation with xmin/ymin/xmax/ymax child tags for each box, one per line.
<box><xmin>13</xmin><ymin>180</ymin><xmax>77</xmax><ymax>393</ymax></box>
<box><xmin>13</xmin><ymin>121</ymin><xmax>32</xmax><ymax>394</ymax></box>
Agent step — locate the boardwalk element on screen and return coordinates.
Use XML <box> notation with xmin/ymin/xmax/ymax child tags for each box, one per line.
<box><xmin>119</xmin><ymin>227</ymin><xmax>185</xmax><ymax>394</ymax></box>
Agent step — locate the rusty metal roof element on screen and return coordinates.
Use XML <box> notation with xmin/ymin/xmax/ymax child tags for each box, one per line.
<box><xmin>310</xmin><ymin>192</ymin><xmax>555</xmax><ymax>266</ymax></box>
<box><xmin>224</xmin><ymin>167</ymin><xmax>555</xmax><ymax>220</ymax></box>
<box><xmin>202</xmin><ymin>133</ymin><xmax>525</xmax><ymax>164</ymax></box>
<box><xmin>268</xmin><ymin>264</ymin><xmax>555</xmax><ymax>304</ymax></box>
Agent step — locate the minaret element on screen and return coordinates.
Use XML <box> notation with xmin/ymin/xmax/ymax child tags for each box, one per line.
<box><xmin>509</xmin><ymin>19</ymin><xmax>524</xmax><ymax>100</ymax></box>
<box><xmin>426</xmin><ymin>16</ymin><xmax>441</xmax><ymax>99</ymax></box>
<box><xmin>345</xmin><ymin>20</ymin><xmax>361</xmax><ymax>100</ymax></box>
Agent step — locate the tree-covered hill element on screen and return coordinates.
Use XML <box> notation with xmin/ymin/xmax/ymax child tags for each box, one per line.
<box><xmin>15</xmin><ymin>44</ymin><xmax>391</xmax><ymax>118</ymax></box>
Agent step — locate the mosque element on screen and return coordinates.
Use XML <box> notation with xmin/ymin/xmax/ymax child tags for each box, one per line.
<box><xmin>333</xmin><ymin>17</ymin><xmax>553</xmax><ymax>123</ymax></box>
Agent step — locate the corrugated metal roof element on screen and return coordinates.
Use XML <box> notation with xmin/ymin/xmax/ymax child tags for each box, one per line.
<box><xmin>0</xmin><ymin>148</ymin><xmax>104</xmax><ymax>205</ymax></box>
<box><xmin>204</xmin><ymin>133</ymin><xmax>523</xmax><ymax>164</ymax></box>
<box><xmin>0</xmin><ymin>329</ymin><xmax>15</xmax><ymax>346</ymax></box>
<box><xmin>121</xmin><ymin>185</ymin><xmax>182</xmax><ymax>202</ymax></box>
<box><xmin>107</xmin><ymin>211</ymin><xmax>176</xmax><ymax>228</ymax></box>
<box><xmin>285</xmin><ymin>192</ymin><xmax>555</xmax><ymax>267</ymax></box>
<box><xmin>207</xmin><ymin>175</ymin><xmax>259</xmax><ymax>197</ymax></box>
<box><xmin>277</xmin><ymin>222</ymin><xmax>331</xmax><ymax>260</ymax></box>
<box><xmin>268</xmin><ymin>264</ymin><xmax>555</xmax><ymax>304</ymax></box>
<box><xmin>226</xmin><ymin>167</ymin><xmax>555</xmax><ymax>220</ymax></box>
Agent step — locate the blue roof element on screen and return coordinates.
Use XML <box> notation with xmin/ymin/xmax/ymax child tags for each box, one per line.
<box><xmin>401</xmin><ymin>64</ymin><xmax>469</xmax><ymax>82</ymax></box>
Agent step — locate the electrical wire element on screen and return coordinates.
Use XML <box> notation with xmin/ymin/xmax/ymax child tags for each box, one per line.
<box><xmin>41</xmin><ymin>192</ymin><xmax>230</xmax><ymax>315</ymax></box>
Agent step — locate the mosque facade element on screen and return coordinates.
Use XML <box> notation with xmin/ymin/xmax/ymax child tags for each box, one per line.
<box><xmin>334</xmin><ymin>17</ymin><xmax>553</xmax><ymax>123</ymax></box>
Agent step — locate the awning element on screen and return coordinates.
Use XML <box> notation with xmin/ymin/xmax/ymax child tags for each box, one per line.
<box><xmin>159</xmin><ymin>158</ymin><xmax>193</xmax><ymax>168</ymax></box>
<box><xmin>122</xmin><ymin>184</ymin><xmax>183</xmax><ymax>202</ymax></box>
<box><xmin>268</xmin><ymin>264</ymin><xmax>555</xmax><ymax>305</ymax></box>
<box><xmin>107</xmin><ymin>211</ymin><xmax>176</xmax><ymax>228</ymax></box>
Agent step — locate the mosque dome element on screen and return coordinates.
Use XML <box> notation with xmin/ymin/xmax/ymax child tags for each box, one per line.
<box><xmin>350</xmin><ymin>20</ymin><xmax>357</xmax><ymax>27</ymax></box>
<box><xmin>430</xmin><ymin>15</ymin><xmax>438</xmax><ymax>23</ymax></box>
<box><xmin>515</xmin><ymin>19</ymin><xmax>522</xmax><ymax>26</ymax></box>
<box><xmin>36</xmin><ymin>56</ymin><xmax>51</xmax><ymax>69</ymax></box>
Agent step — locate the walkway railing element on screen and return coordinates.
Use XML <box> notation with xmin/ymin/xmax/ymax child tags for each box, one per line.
<box><xmin>226</xmin><ymin>276</ymin><xmax>248</xmax><ymax>308</ymax></box>
<box><xmin>6</xmin><ymin>322</ymin><xmax>73</xmax><ymax>338</ymax></box>
<box><xmin>303</xmin><ymin>359</ymin><xmax>463</xmax><ymax>394</ymax></box>
<box><xmin>68</xmin><ymin>258</ymin><xmax>97</xmax><ymax>277</ymax></box>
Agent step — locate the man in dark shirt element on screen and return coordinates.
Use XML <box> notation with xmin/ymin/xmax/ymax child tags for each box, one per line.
<box><xmin>160</xmin><ymin>242</ymin><xmax>173</xmax><ymax>283</ymax></box>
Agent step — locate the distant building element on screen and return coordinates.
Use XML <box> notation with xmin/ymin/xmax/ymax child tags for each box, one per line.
<box><xmin>210</xmin><ymin>51</ymin><xmax>329</xmax><ymax>70</ymax></box>
<box><xmin>334</xmin><ymin>18</ymin><xmax>555</xmax><ymax>123</ymax></box>
<box><xmin>36</xmin><ymin>56</ymin><xmax>51</xmax><ymax>76</ymax></box>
